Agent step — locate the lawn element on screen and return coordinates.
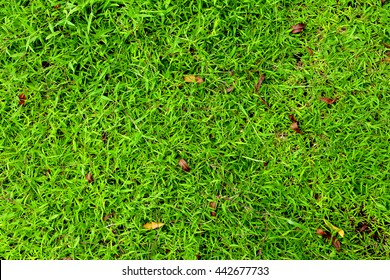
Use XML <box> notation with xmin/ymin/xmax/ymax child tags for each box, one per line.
<box><xmin>0</xmin><ymin>0</ymin><xmax>389</xmax><ymax>260</ymax></box>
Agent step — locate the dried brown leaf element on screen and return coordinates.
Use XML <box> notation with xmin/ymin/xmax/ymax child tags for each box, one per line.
<box><xmin>53</xmin><ymin>4</ymin><xmax>61</xmax><ymax>9</ymax></box>
<box><xmin>331</xmin><ymin>236</ymin><xmax>341</xmax><ymax>251</ymax></box>
<box><xmin>384</xmin><ymin>43</ymin><xmax>390</xmax><ymax>48</ymax></box>
<box><xmin>381</xmin><ymin>0</ymin><xmax>386</xmax><ymax>5</ymax></box>
<box><xmin>18</xmin><ymin>94</ymin><xmax>26</xmax><ymax>106</ymax></box>
<box><xmin>210</xmin><ymin>211</ymin><xmax>217</xmax><ymax>217</ymax></box>
<box><xmin>386</xmin><ymin>51</ymin><xmax>390</xmax><ymax>57</ymax></box>
<box><xmin>307</xmin><ymin>47</ymin><xmax>314</xmax><ymax>56</ymax></box>
<box><xmin>292</xmin><ymin>23</ymin><xmax>305</xmax><ymax>34</ymax></box>
<box><xmin>86</xmin><ymin>173</ymin><xmax>94</xmax><ymax>183</ymax></box>
<box><xmin>226</xmin><ymin>86</ymin><xmax>234</xmax><ymax>93</ymax></box>
<box><xmin>288</xmin><ymin>114</ymin><xmax>298</xmax><ymax>122</ymax></box>
<box><xmin>291</xmin><ymin>122</ymin><xmax>302</xmax><ymax>134</ymax></box>
<box><xmin>103</xmin><ymin>212</ymin><xmax>115</xmax><ymax>221</ymax></box>
<box><xmin>143</xmin><ymin>222</ymin><xmax>164</xmax><ymax>230</ymax></box>
<box><xmin>178</xmin><ymin>158</ymin><xmax>190</xmax><ymax>172</ymax></box>
<box><xmin>102</xmin><ymin>132</ymin><xmax>108</xmax><ymax>143</ymax></box>
<box><xmin>359</xmin><ymin>224</ymin><xmax>369</xmax><ymax>233</ymax></box>
<box><xmin>195</xmin><ymin>76</ymin><xmax>204</xmax><ymax>84</ymax></box>
<box><xmin>316</xmin><ymin>228</ymin><xmax>327</xmax><ymax>236</ymax></box>
<box><xmin>184</xmin><ymin>75</ymin><xmax>203</xmax><ymax>83</ymax></box>
<box><xmin>255</xmin><ymin>74</ymin><xmax>265</xmax><ymax>93</ymax></box>
<box><xmin>319</xmin><ymin>97</ymin><xmax>338</xmax><ymax>104</ymax></box>
<box><xmin>209</xmin><ymin>202</ymin><xmax>217</xmax><ymax>209</ymax></box>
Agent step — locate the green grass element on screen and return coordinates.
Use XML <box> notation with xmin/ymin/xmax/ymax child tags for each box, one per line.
<box><xmin>0</xmin><ymin>0</ymin><xmax>389</xmax><ymax>260</ymax></box>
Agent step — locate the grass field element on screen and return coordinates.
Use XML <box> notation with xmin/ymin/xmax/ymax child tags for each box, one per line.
<box><xmin>0</xmin><ymin>0</ymin><xmax>389</xmax><ymax>260</ymax></box>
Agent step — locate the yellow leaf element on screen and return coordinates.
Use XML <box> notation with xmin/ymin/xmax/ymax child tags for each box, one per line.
<box><xmin>184</xmin><ymin>75</ymin><xmax>204</xmax><ymax>84</ymax></box>
<box><xmin>184</xmin><ymin>75</ymin><xmax>196</xmax><ymax>83</ymax></box>
<box><xmin>323</xmin><ymin>219</ymin><xmax>344</xmax><ymax>238</ymax></box>
<box><xmin>143</xmin><ymin>222</ymin><xmax>164</xmax><ymax>230</ymax></box>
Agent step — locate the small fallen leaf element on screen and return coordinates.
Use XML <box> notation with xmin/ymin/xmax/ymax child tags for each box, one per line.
<box><xmin>324</xmin><ymin>219</ymin><xmax>345</xmax><ymax>238</ymax></box>
<box><xmin>381</xmin><ymin>0</ymin><xmax>386</xmax><ymax>5</ymax></box>
<box><xmin>331</xmin><ymin>236</ymin><xmax>341</xmax><ymax>251</ymax></box>
<box><xmin>184</xmin><ymin>75</ymin><xmax>196</xmax><ymax>82</ymax></box>
<box><xmin>196</xmin><ymin>254</ymin><xmax>201</xmax><ymax>260</ymax></box>
<box><xmin>86</xmin><ymin>173</ymin><xmax>94</xmax><ymax>183</ymax></box>
<box><xmin>209</xmin><ymin>202</ymin><xmax>217</xmax><ymax>209</ymax></box>
<box><xmin>292</xmin><ymin>23</ymin><xmax>305</xmax><ymax>34</ymax></box>
<box><xmin>386</xmin><ymin>51</ymin><xmax>390</xmax><ymax>57</ymax></box>
<box><xmin>316</xmin><ymin>228</ymin><xmax>341</xmax><ymax>251</ymax></box>
<box><xmin>226</xmin><ymin>86</ymin><xmax>234</xmax><ymax>93</ymax></box>
<box><xmin>288</xmin><ymin>114</ymin><xmax>298</xmax><ymax>122</ymax></box>
<box><xmin>195</xmin><ymin>76</ymin><xmax>204</xmax><ymax>84</ymax></box>
<box><xmin>178</xmin><ymin>158</ymin><xmax>190</xmax><ymax>172</ymax></box>
<box><xmin>383</xmin><ymin>43</ymin><xmax>390</xmax><ymax>48</ymax></box>
<box><xmin>210</xmin><ymin>211</ymin><xmax>217</xmax><ymax>217</ymax></box>
<box><xmin>102</xmin><ymin>132</ymin><xmax>108</xmax><ymax>143</ymax></box>
<box><xmin>319</xmin><ymin>97</ymin><xmax>338</xmax><ymax>104</ymax></box>
<box><xmin>143</xmin><ymin>222</ymin><xmax>164</xmax><ymax>230</ymax></box>
<box><xmin>254</xmin><ymin>74</ymin><xmax>265</xmax><ymax>93</ymax></box>
<box><xmin>316</xmin><ymin>228</ymin><xmax>327</xmax><ymax>236</ymax></box>
<box><xmin>53</xmin><ymin>4</ymin><xmax>61</xmax><ymax>9</ymax></box>
<box><xmin>291</xmin><ymin>122</ymin><xmax>302</xmax><ymax>134</ymax></box>
<box><xmin>184</xmin><ymin>75</ymin><xmax>204</xmax><ymax>84</ymax></box>
<box><xmin>307</xmin><ymin>47</ymin><xmax>314</xmax><ymax>56</ymax></box>
<box><xmin>358</xmin><ymin>224</ymin><xmax>369</xmax><ymax>233</ymax></box>
<box><xmin>18</xmin><ymin>94</ymin><xmax>26</xmax><ymax>106</ymax></box>
<box><xmin>103</xmin><ymin>212</ymin><xmax>115</xmax><ymax>221</ymax></box>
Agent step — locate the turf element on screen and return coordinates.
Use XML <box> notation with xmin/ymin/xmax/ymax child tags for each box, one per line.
<box><xmin>0</xmin><ymin>0</ymin><xmax>389</xmax><ymax>260</ymax></box>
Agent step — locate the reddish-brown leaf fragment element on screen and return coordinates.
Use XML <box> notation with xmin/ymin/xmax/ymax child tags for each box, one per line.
<box><xmin>291</xmin><ymin>122</ymin><xmax>302</xmax><ymax>134</ymax></box>
<box><xmin>319</xmin><ymin>97</ymin><xmax>338</xmax><ymax>104</ymax></box>
<box><xmin>331</xmin><ymin>236</ymin><xmax>341</xmax><ymax>251</ymax></box>
<box><xmin>292</xmin><ymin>23</ymin><xmax>305</xmax><ymax>34</ymax></box>
<box><xmin>359</xmin><ymin>224</ymin><xmax>369</xmax><ymax>233</ymax></box>
<box><xmin>53</xmin><ymin>4</ymin><xmax>61</xmax><ymax>9</ymax></box>
<box><xmin>316</xmin><ymin>228</ymin><xmax>327</xmax><ymax>236</ymax></box>
<box><xmin>86</xmin><ymin>173</ymin><xmax>94</xmax><ymax>183</ymax></box>
<box><xmin>103</xmin><ymin>212</ymin><xmax>115</xmax><ymax>221</ymax></box>
<box><xmin>226</xmin><ymin>86</ymin><xmax>234</xmax><ymax>93</ymax></box>
<box><xmin>383</xmin><ymin>43</ymin><xmax>390</xmax><ymax>48</ymax></box>
<box><xmin>196</xmin><ymin>254</ymin><xmax>201</xmax><ymax>260</ymax></box>
<box><xmin>381</xmin><ymin>0</ymin><xmax>386</xmax><ymax>5</ymax></box>
<box><xmin>178</xmin><ymin>159</ymin><xmax>190</xmax><ymax>172</ymax></box>
<box><xmin>288</xmin><ymin>114</ymin><xmax>298</xmax><ymax>122</ymax></box>
<box><xmin>210</xmin><ymin>211</ymin><xmax>217</xmax><ymax>217</ymax></box>
<box><xmin>255</xmin><ymin>75</ymin><xmax>265</xmax><ymax>93</ymax></box>
<box><xmin>209</xmin><ymin>202</ymin><xmax>217</xmax><ymax>209</ymax></box>
<box><xmin>195</xmin><ymin>76</ymin><xmax>204</xmax><ymax>84</ymax></box>
<box><xmin>18</xmin><ymin>94</ymin><xmax>26</xmax><ymax>106</ymax></box>
<box><xmin>307</xmin><ymin>47</ymin><xmax>314</xmax><ymax>56</ymax></box>
<box><xmin>102</xmin><ymin>132</ymin><xmax>108</xmax><ymax>143</ymax></box>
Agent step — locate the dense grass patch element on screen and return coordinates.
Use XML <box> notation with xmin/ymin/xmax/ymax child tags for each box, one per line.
<box><xmin>0</xmin><ymin>0</ymin><xmax>389</xmax><ymax>259</ymax></box>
